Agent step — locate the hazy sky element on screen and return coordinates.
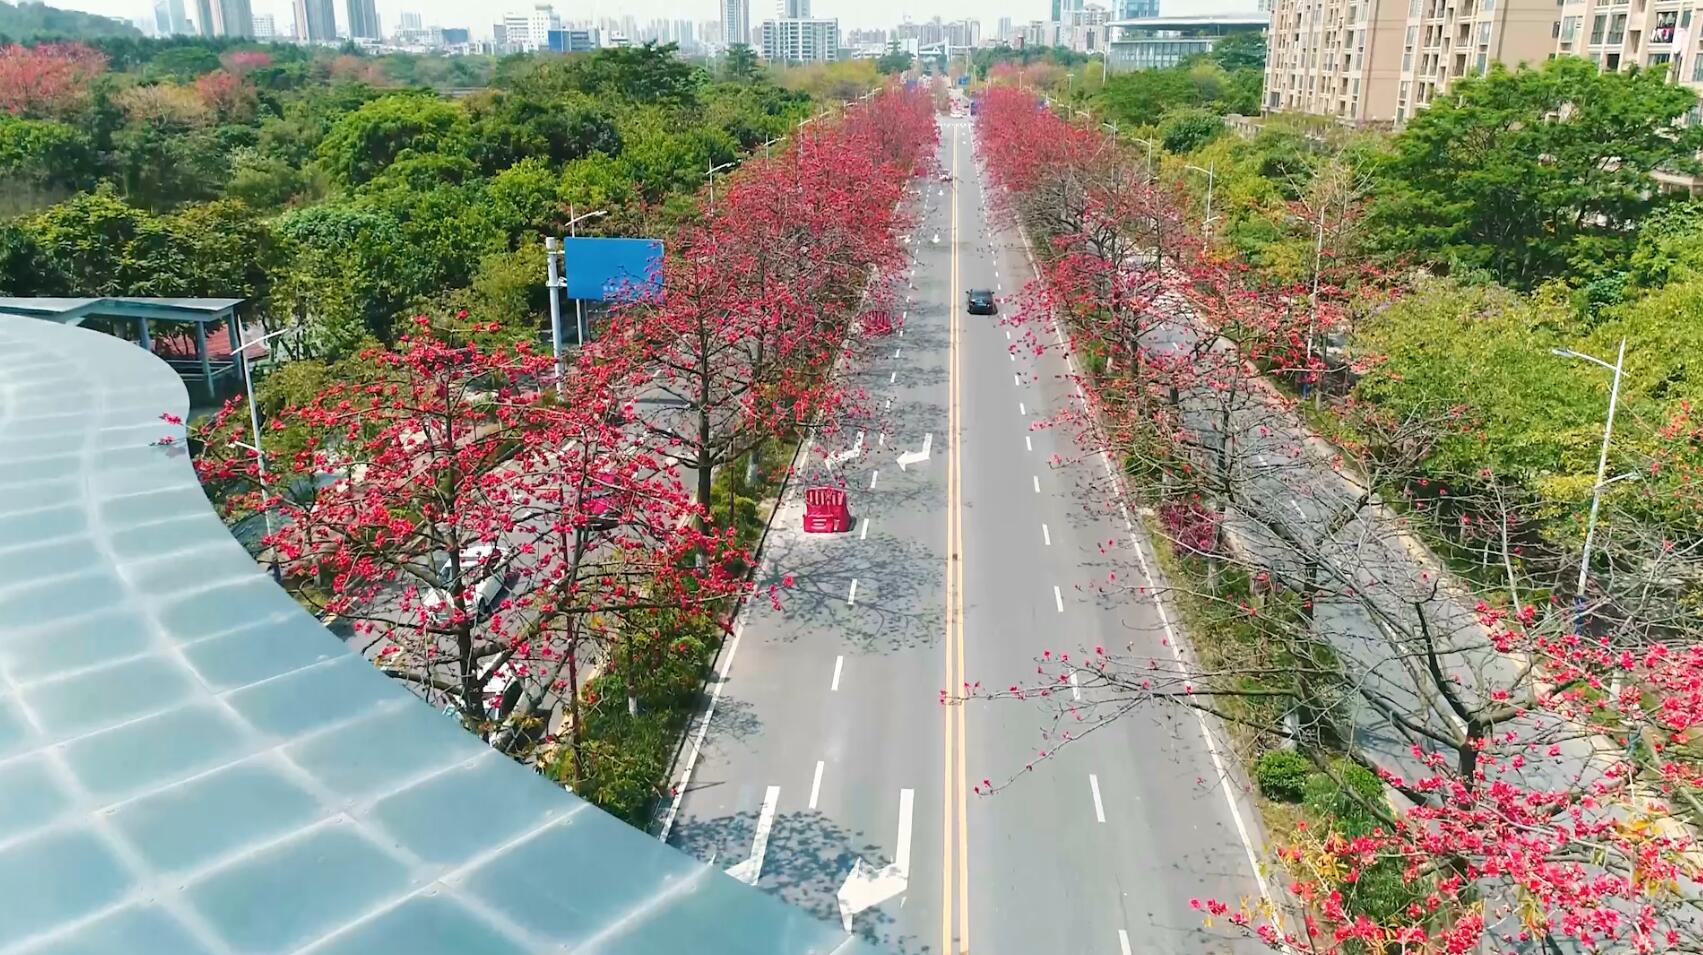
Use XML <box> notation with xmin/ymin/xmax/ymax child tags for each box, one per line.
<box><xmin>61</xmin><ymin>0</ymin><xmax>1252</xmax><ymax>41</ymax></box>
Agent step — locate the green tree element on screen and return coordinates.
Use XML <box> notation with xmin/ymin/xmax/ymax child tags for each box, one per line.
<box><xmin>273</xmin><ymin>202</ymin><xmax>427</xmax><ymax>354</ymax></box>
<box><xmin>559</xmin><ymin>152</ymin><xmax>637</xmax><ymax>221</ymax></box>
<box><xmin>0</xmin><ymin>218</ymin><xmax>52</xmax><ymax>293</ymax></box>
<box><xmin>0</xmin><ymin>116</ymin><xmax>97</xmax><ymax>213</ymax></box>
<box><xmin>721</xmin><ymin>44</ymin><xmax>760</xmax><ymax>83</ymax></box>
<box><xmin>465</xmin><ymin>90</ymin><xmax>621</xmax><ymax>172</ymax></box>
<box><xmin>1159</xmin><ymin>105</ymin><xmax>1223</xmax><ymax>153</ymax></box>
<box><xmin>315</xmin><ymin>92</ymin><xmax>472</xmax><ymax>186</ymax></box>
<box><xmin>1205</xmin><ymin>31</ymin><xmax>1266</xmax><ymax>71</ymax></box>
<box><xmin>1369</xmin><ymin>57</ymin><xmax>1703</xmax><ymax>288</ymax></box>
<box><xmin>487</xmin><ymin>156</ymin><xmax>561</xmax><ymax>242</ymax></box>
<box><xmin>874</xmin><ymin>48</ymin><xmax>913</xmax><ymax>75</ymax></box>
<box><xmin>24</xmin><ymin>184</ymin><xmax>150</xmax><ymax>295</ymax></box>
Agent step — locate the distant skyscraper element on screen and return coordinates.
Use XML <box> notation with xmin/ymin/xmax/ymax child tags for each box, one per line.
<box><xmin>399</xmin><ymin>9</ymin><xmax>421</xmax><ymax>28</ymax></box>
<box><xmin>777</xmin><ymin>0</ymin><xmax>807</xmax><ymax>17</ymax></box>
<box><xmin>251</xmin><ymin>11</ymin><xmax>274</xmax><ymax>35</ymax></box>
<box><xmin>1116</xmin><ymin>0</ymin><xmax>1156</xmax><ymax>18</ymax></box>
<box><xmin>294</xmin><ymin>0</ymin><xmax>334</xmax><ymax>39</ymax></box>
<box><xmin>996</xmin><ymin>15</ymin><xmax>1012</xmax><ymax>40</ymax></box>
<box><xmin>195</xmin><ymin>0</ymin><xmax>253</xmax><ymax>37</ymax></box>
<box><xmin>152</xmin><ymin>0</ymin><xmax>191</xmax><ymax>34</ymax></box>
<box><xmin>721</xmin><ymin>0</ymin><xmax>749</xmax><ymax>47</ymax></box>
<box><xmin>346</xmin><ymin>0</ymin><xmax>380</xmax><ymax>38</ymax></box>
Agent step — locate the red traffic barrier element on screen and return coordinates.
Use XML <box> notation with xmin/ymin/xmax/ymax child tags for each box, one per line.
<box><xmin>803</xmin><ymin>486</ymin><xmax>853</xmax><ymax>534</ymax></box>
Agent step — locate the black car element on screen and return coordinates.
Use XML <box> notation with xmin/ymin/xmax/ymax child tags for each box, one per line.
<box><xmin>966</xmin><ymin>289</ymin><xmax>997</xmax><ymax>315</ymax></box>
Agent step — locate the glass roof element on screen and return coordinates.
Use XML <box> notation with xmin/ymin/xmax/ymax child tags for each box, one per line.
<box><xmin>0</xmin><ymin>316</ymin><xmax>876</xmax><ymax>955</ymax></box>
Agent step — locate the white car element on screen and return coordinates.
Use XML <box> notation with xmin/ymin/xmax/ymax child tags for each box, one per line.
<box><xmin>422</xmin><ymin>544</ymin><xmax>511</xmax><ymax>625</ymax></box>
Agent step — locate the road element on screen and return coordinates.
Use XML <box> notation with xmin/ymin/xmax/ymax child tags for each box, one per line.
<box><xmin>660</xmin><ymin>115</ymin><xmax>1272</xmax><ymax>955</ymax></box>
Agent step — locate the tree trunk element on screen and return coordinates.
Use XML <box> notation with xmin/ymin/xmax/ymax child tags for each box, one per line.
<box><xmin>564</xmin><ymin>625</ymin><xmax>586</xmax><ymax>790</ymax></box>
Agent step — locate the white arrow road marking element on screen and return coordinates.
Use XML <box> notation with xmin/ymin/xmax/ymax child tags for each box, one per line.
<box><xmin>830</xmin><ymin>431</ymin><xmax>865</xmax><ymax>468</ymax></box>
<box><xmin>726</xmin><ymin>785</ymin><xmax>781</xmax><ymax>885</ymax></box>
<box><xmin>837</xmin><ymin>788</ymin><xmax>915</xmax><ymax>932</ymax></box>
<box><xmin>896</xmin><ymin>432</ymin><xmax>934</xmax><ymax>470</ymax></box>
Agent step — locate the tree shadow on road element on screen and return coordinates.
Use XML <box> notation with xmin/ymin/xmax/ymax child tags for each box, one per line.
<box><xmin>669</xmin><ymin>808</ymin><xmax>936</xmax><ymax>954</ymax></box>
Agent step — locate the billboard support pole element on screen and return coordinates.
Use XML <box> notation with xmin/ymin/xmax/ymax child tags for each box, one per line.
<box><xmin>544</xmin><ymin>235</ymin><xmax>565</xmax><ymax>398</ymax></box>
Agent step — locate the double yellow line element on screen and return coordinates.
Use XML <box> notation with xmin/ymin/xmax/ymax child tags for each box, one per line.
<box><xmin>941</xmin><ymin>121</ymin><xmax>971</xmax><ymax>955</ymax></box>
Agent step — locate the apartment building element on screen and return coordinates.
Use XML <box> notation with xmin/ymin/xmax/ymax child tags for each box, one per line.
<box><xmin>1556</xmin><ymin>0</ymin><xmax>1695</xmax><ymax>78</ymax></box>
<box><xmin>759</xmin><ymin>17</ymin><xmax>839</xmax><ymax>61</ymax></box>
<box><xmin>1265</xmin><ymin>0</ymin><xmax>1555</xmax><ymax>125</ymax></box>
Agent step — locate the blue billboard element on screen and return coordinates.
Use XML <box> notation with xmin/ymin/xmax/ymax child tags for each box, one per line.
<box><xmin>559</xmin><ymin>237</ymin><xmax>664</xmax><ymax>301</ymax></box>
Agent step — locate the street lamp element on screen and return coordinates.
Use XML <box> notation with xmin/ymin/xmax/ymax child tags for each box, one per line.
<box><xmin>547</xmin><ymin>206</ymin><xmax>608</xmax><ymax>391</ymax></box>
<box><xmin>233</xmin><ymin>322</ymin><xmax>301</xmax><ymax>584</ymax></box>
<box><xmin>1101</xmin><ymin>120</ymin><xmax>1119</xmax><ymax>143</ymax></box>
<box><xmin>706</xmin><ymin>159</ymin><xmax>737</xmax><ymax>215</ymax></box>
<box><xmin>1552</xmin><ymin>339</ymin><xmax>1629</xmax><ymax>617</ymax></box>
<box><xmin>1185</xmin><ymin>161</ymin><xmax>1215</xmax><ymax>245</ymax></box>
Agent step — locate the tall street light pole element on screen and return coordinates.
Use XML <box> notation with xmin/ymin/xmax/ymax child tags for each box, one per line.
<box><xmin>234</xmin><ymin>322</ymin><xmax>302</xmax><ymax>584</ymax></box>
<box><xmin>1553</xmin><ymin>339</ymin><xmax>1629</xmax><ymax>619</ymax></box>
<box><xmin>706</xmin><ymin>159</ymin><xmax>737</xmax><ymax>216</ymax></box>
<box><xmin>1185</xmin><ymin>161</ymin><xmax>1215</xmax><ymax>246</ymax></box>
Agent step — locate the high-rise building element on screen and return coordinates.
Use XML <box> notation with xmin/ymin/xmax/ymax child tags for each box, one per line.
<box><xmin>251</xmin><ymin>11</ymin><xmax>274</xmax><ymax>35</ymax></box>
<box><xmin>996</xmin><ymin>16</ymin><xmax>1013</xmax><ymax>41</ymax></box>
<box><xmin>778</xmin><ymin>0</ymin><xmax>808</xmax><ymax>17</ymax></box>
<box><xmin>944</xmin><ymin>18</ymin><xmax>979</xmax><ymax>48</ymax></box>
<box><xmin>441</xmin><ymin>25</ymin><xmax>470</xmax><ymax>43</ymax></box>
<box><xmin>346</xmin><ymin>0</ymin><xmax>380</xmax><ymax>39</ymax></box>
<box><xmin>1264</xmin><ymin>0</ymin><xmax>1553</xmax><ymax>126</ymax></box>
<box><xmin>195</xmin><ymin>0</ymin><xmax>253</xmax><ymax>37</ymax></box>
<box><xmin>152</xmin><ymin>0</ymin><xmax>191</xmax><ymax>34</ymax></box>
<box><xmin>1116</xmin><ymin>0</ymin><xmax>1157</xmax><ymax>19</ymax></box>
<box><xmin>759</xmin><ymin>16</ymin><xmax>838</xmax><ymax>60</ymax></box>
<box><xmin>399</xmin><ymin>10</ymin><xmax>422</xmax><ymax>28</ymax></box>
<box><xmin>500</xmin><ymin>4</ymin><xmax>557</xmax><ymax>50</ymax></box>
<box><xmin>294</xmin><ymin>0</ymin><xmax>335</xmax><ymax>41</ymax></box>
<box><xmin>547</xmin><ymin>26</ymin><xmax>599</xmax><ymax>49</ymax></box>
<box><xmin>722</xmin><ymin>0</ymin><xmax>750</xmax><ymax>48</ymax></box>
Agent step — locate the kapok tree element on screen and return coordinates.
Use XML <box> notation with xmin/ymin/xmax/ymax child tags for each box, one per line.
<box><xmin>195</xmin><ymin>324</ymin><xmax>748</xmax><ymax>782</ymax></box>
<box><xmin>593</xmin><ymin>87</ymin><xmax>930</xmax><ymax>533</ymax></box>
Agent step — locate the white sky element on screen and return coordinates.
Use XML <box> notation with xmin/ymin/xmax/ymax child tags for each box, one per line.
<box><xmin>61</xmin><ymin>0</ymin><xmax>1251</xmax><ymax>43</ymax></box>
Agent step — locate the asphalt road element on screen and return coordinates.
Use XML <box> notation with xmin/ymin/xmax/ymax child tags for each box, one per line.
<box><xmin>660</xmin><ymin>115</ymin><xmax>1272</xmax><ymax>955</ymax></box>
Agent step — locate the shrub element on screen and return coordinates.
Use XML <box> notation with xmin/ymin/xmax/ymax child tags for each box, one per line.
<box><xmin>1302</xmin><ymin>761</ymin><xmax>1386</xmax><ymax>834</ymax></box>
<box><xmin>1254</xmin><ymin>749</ymin><xmax>1310</xmax><ymax>802</ymax></box>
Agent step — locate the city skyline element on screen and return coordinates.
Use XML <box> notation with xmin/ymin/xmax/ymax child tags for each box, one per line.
<box><xmin>66</xmin><ymin>0</ymin><xmax>1252</xmax><ymax>39</ymax></box>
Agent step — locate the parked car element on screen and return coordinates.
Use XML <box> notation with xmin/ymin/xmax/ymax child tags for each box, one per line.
<box><xmin>965</xmin><ymin>289</ymin><xmax>997</xmax><ymax>315</ymax></box>
<box><xmin>422</xmin><ymin>544</ymin><xmax>513</xmax><ymax>625</ymax></box>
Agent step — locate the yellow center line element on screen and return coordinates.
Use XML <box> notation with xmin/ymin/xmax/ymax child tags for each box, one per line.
<box><xmin>940</xmin><ymin>119</ymin><xmax>971</xmax><ymax>955</ymax></box>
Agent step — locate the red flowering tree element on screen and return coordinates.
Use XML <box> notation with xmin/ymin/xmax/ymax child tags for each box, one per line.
<box><xmin>595</xmin><ymin>87</ymin><xmax>935</xmax><ymax>532</ymax></box>
<box><xmin>974</xmin><ymin>85</ymin><xmax>1703</xmax><ymax>954</ymax></box>
<box><xmin>0</xmin><ymin>42</ymin><xmax>106</xmax><ymax>118</ymax></box>
<box><xmin>196</xmin><ymin>325</ymin><xmax>749</xmax><ymax>784</ymax></box>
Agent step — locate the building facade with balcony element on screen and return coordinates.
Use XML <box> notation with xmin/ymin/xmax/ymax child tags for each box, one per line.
<box><xmin>1264</xmin><ymin>0</ymin><xmax>1555</xmax><ymax>125</ymax></box>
